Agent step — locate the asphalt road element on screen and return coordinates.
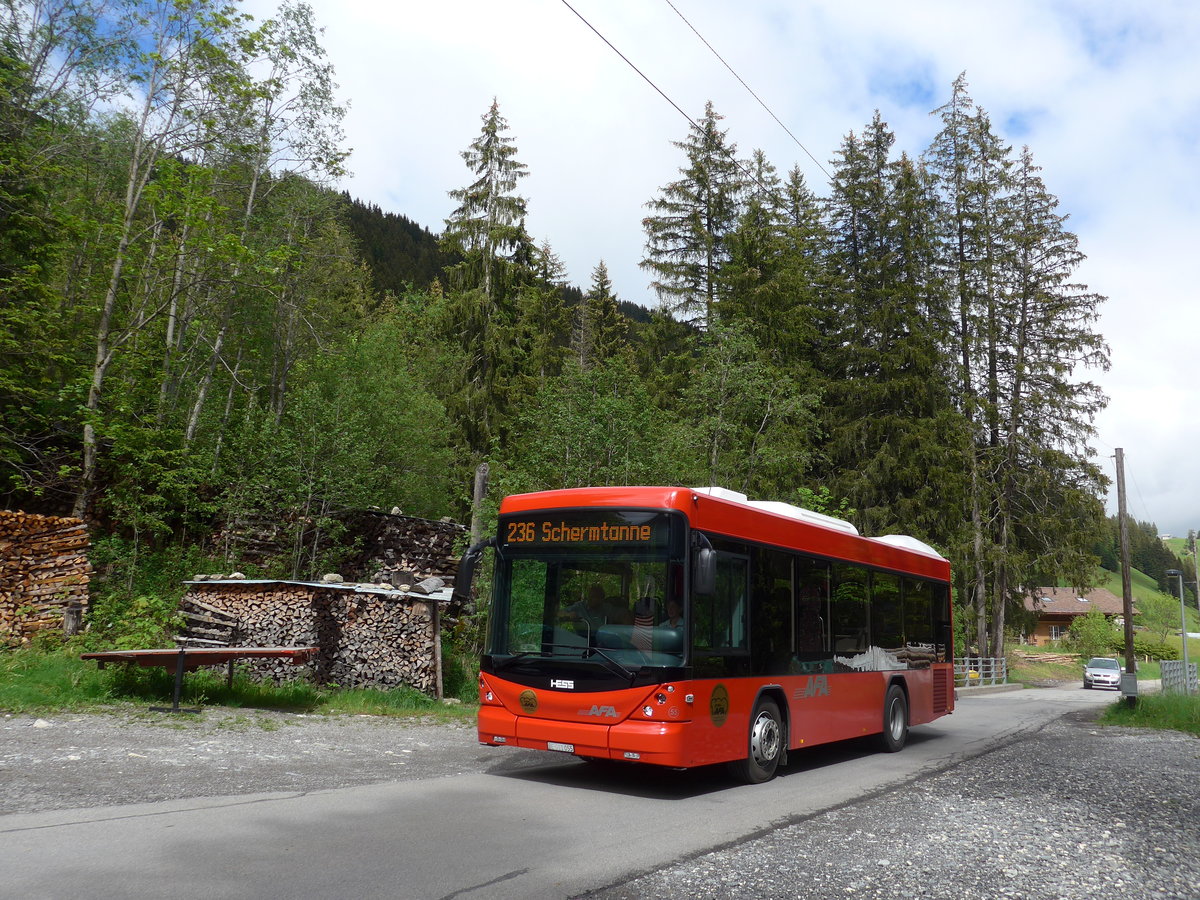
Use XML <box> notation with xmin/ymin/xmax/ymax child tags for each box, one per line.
<box><xmin>1</xmin><ymin>685</ymin><xmax>1195</xmax><ymax>899</ymax></box>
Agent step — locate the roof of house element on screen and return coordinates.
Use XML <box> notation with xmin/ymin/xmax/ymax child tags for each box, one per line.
<box><xmin>1023</xmin><ymin>587</ymin><xmax>1133</xmax><ymax>617</ymax></box>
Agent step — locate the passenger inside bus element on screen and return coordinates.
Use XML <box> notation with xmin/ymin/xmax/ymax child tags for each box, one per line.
<box><xmin>560</xmin><ymin>585</ymin><xmax>629</xmax><ymax>632</ymax></box>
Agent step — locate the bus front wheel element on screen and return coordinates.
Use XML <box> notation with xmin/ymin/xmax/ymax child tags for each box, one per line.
<box><xmin>730</xmin><ymin>697</ymin><xmax>783</xmax><ymax>783</ymax></box>
<box><xmin>880</xmin><ymin>684</ymin><xmax>908</xmax><ymax>752</ymax></box>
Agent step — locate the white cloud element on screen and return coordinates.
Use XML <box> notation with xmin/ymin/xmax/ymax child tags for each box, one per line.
<box><xmin>243</xmin><ymin>0</ymin><xmax>1200</xmax><ymax>534</ymax></box>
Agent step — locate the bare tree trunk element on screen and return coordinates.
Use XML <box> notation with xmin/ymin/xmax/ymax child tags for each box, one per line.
<box><xmin>209</xmin><ymin>347</ymin><xmax>243</xmax><ymax>476</ymax></box>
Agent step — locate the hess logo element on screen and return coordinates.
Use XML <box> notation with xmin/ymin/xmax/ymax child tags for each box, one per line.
<box><xmin>579</xmin><ymin>705</ymin><xmax>619</xmax><ymax>718</ymax></box>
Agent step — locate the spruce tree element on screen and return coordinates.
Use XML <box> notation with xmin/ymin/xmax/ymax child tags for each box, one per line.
<box><xmin>927</xmin><ymin>74</ymin><xmax>1109</xmax><ymax>656</ymax></box>
<box><xmin>819</xmin><ymin>114</ymin><xmax>965</xmax><ymax>542</ymax></box>
<box><xmin>986</xmin><ymin>145</ymin><xmax>1109</xmax><ymax>651</ymax></box>
<box><xmin>927</xmin><ymin>74</ymin><xmax>1014</xmax><ymax>653</ymax></box>
<box><xmin>717</xmin><ymin>151</ymin><xmax>822</xmax><ymax>363</ymax></box>
<box><xmin>439</xmin><ymin>99</ymin><xmax>535</xmax><ymax>453</ymax></box>
<box><xmin>641</xmin><ymin>100</ymin><xmax>745</xmax><ymax>326</ymax></box>
<box><xmin>573</xmin><ymin>260</ymin><xmax>628</xmax><ymax>370</ymax></box>
<box><xmin>442</xmin><ymin>98</ymin><xmax>531</xmax><ymax>303</ymax></box>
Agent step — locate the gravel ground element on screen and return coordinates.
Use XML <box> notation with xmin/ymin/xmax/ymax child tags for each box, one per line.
<box><xmin>0</xmin><ymin>706</ymin><xmax>484</xmax><ymax>814</ymax></box>
<box><xmin>590</xmin><ymin>708</ymin><xmax>1200</xmax><ymax>900</ymax></box>
<box><xmin>4</xmin><ymin>702</ymin><xmax>1200</xmax><ymax>899</ymax></box>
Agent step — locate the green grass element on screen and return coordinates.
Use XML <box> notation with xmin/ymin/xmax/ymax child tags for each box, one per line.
<box><xmin>1099</xmin><ymin>690</ymin><xmax>1200</xmax><ymax>737</ymax></box>
<box><xmin>0</xmin><ymin>649</ymin><xmax>476</xmax><ymax>722</ymax></box>
<box><xmin>1009</xmin><ymin>649</ymin><xmax>1163</xmax><ymax>684</ymax></box>
<box><xmin>1092</xmin><ymin>566</ymin><xmax>1200</xmax><ymax>654</ymax></box>
<box><xmin>1007</xmin><ymin>655</ymin><xmax>1082</xmax><ymax>686</ymax></box>
<box><xmin>0</xmin><ymin>648</ymin><xmax>118</xmax><ymax>710</ymax></box>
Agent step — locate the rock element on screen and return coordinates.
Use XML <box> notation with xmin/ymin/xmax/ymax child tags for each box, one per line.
<box><xmin>410</xmin><ymin>576</ymin><xmax>445</xmax><ymax>595</ymax></box>
<box><xmin>390</xmin><ymin>507</ymin><xmax>402</xmax><ymax>516</ymax></box>
<box><xmin>320</xmin><ymin>573</ymin><xmax>343</xmax><ymax>584</ymax></box>
<box><xmin>229</xmin><ymin>571</ymin><xmax>245</xmax><ymax>579</ymax></box>
<box><xmin>387</xmin><ymin>569</ymin><xmax>416</xmax><ymax>588</ymax></box>
<box><xmin>32</xmin><ymin>718</ymin><xmax>51</xmax><ymax>728</ymax></box>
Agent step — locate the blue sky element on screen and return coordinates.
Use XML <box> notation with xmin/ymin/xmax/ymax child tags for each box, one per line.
<box><xmin>243</xmin><ymin>0</ymin><xmax>1200</xmax><ymax>537</ymax></box>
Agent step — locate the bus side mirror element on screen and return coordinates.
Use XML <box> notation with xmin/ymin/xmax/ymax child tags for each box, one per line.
<box><xmin>694</xmin><ymin>547</ymin><xmax>716</xmax><ymax>596</ymax></box>
<box><xmin>453</xmin><ymin>537</ymin><xmax>496</xmax><ymax>604</ymax></box>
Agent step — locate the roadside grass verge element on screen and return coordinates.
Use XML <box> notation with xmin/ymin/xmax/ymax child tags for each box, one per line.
<box><xmin>0</xmin><ymin>649</ymin><xmax>475</xmax><ymax>722</ymax></box>
<box><xmin>1008</xmin><ymin>656</ymin><xmax>1081</xmax><ymax>686</ymax></box>
<box><xmin>1100</xmin><ymin>691</ymin><xmax>1200</xmax><ymax>738</ymax></box>
<box><xmin>1008</xmin><ymin>650</ymin><xmax>1161</xmax><ymax>686</ymax></box>
<box><xmin>0</xmin><ymin>648</ymin><xmax>116</xmax><ymax>710</ymax></box>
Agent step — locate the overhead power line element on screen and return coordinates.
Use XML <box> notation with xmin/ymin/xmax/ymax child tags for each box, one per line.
<box><xmin>556</xmin><ymin>0</ymin><xmax>815</xmax><ymax>207</ymax></box>
<box><xmin>556</xmin><ymin>0</ymin><xmax>697</xmax><ymax>132</ymax></box>
<box><xmin>661</xmin><ymin>0</ymin><xmax>831</xmax><ymax>181</ymax></box>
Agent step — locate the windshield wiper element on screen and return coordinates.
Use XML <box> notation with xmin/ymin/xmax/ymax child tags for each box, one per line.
<box><xmin>496</xmin><ymin>643</ymin><xmax>638</xmax><ymax>685</ymax></box>
<box><xmin>494</xmin><ymin>651</ymin><xmax>540</xmax><ymax>671</ymax></box>
<box><xmin>495</xmin><ymin>642</ymin><xmax>586</xmax><ymax>670</ymax></box>
<box><xmin>583</xmin><ymin>644</ymin><xmax>637</xmax><ymax>683</ymax></box>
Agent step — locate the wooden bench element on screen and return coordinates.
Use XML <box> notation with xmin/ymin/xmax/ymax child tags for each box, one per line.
<box><xmin>81</xmin><ymin>646</ymin><xmax>318</xmax><ymax>712</ymax></box>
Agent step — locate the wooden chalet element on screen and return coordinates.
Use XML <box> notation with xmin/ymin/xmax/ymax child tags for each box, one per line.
<box><xmin>1022</xmin><ymin>587</ymin><xmax>1133</xmax><ymax>646</ymax></box>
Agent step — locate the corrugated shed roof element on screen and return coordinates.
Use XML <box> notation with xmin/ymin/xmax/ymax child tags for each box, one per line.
<box><xmin>182</xmin><ymin>580</ymin><xmax>456</xmax><ymax>603</ymax></box>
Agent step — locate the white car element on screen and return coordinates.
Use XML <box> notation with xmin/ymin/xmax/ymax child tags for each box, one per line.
<box><xmin>1083</xmin><ymin>657</ymin><xmax>1121</xmax><ymax>690</ymax></box>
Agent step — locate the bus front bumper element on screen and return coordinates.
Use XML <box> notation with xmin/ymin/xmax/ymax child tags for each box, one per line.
<box><xmin>478</xmin><ymin>706</ymin><xmax>690</xmax><ymax>766</ymax></box>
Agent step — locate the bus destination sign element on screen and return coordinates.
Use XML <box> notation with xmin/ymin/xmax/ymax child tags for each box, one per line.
<box><xmin>502</xmin><ymin>513</ymin><xmax>669</xmax><ymax>549</ymax></box>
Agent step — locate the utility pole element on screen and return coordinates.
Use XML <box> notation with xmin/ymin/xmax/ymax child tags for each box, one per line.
<box><xmin>1115</xmin><ymin>448</ymin><xmax>1137</xmax><ymax>705</ymax></box>
<box><xmin>470</xmin><ymin>461</ymin><xmax>489</xmax><ymax>547</ymax></box>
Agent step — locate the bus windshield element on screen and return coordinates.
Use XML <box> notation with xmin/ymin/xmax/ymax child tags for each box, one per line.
<box><xmin>487</xmin><ymin>510</ymin><xmax>686</xmax><ymax>672</ymax></box>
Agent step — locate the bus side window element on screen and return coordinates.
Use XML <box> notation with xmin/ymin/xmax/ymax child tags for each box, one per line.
<box><xmin>931</xmin><ymin>582</ymin><xmax>952</xmax><ymax>662</ymax></box>
<box><xmin>831</xmin><ymin>562</ymin><xmax>868</xmax><ymax>653</ymax></box>
<box><xmin>794</xmin><ymin>557</ymin><xmax>830</xmax><ymax>655</ymax></box>
<box><xmin>694</xmin><ymin>553</ymin><xmax>749</xmax><ymax>653</ymax></box>
<box><xmin>903</xmin><ymin>577</ymin><xmax>936</xmax><ymax>668</ymax></box>
<box><xmin>870</xmin><ymin>571</ymin><xmax>903</xmax><ymax>652</ymax></box>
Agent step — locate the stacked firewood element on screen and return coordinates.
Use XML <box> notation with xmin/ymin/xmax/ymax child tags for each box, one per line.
<box><xmin>180</xmin><ymin>582</ymin><xmax>441</xmax><ymax>692</ymax></box>
<box><xmin>177</xmin><ymin>593</ymin><xmax>240</xmax><ymax>645</ymax></box>
<box><xmin>0</xmin><ymin>510</ymin><xmax>91</xmax><ymax>642</ymax></box>
<box><xmin>338</xmin><ymin>510</ymin><xmax>466</xmax><ymax>586</ymax></box>
<box><xmin>213</xmin><ymin>509</ymin><xmax>466</xmax><ymax>585</ymax></box>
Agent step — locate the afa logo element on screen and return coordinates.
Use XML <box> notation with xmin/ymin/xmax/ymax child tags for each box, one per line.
<box><xmin>518</xmin><ymin>690</ymin><xmax>538</xmax><ymax>713</ymax></box>
<box><xmin>709</xmin><ymin>683</ymin><xmax>730</xmax><ymax>727</ymax></box>
<box><xmin>792</xmin><ymin>675</ymin><xmax>830</xmax><ymax>700</ymax></box>
<box><xmin>579</xmin><ymin>705</ymin><xmax>619</xmax><ymax>718</ymax></box>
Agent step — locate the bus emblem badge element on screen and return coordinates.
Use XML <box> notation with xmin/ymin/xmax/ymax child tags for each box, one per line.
<box><xmin>518</xmin><ymin>690</ymin><xmax>538</xmax><ymax>713</ymax></box>
<box><xmin>710</xmin><ymin>684</ymin><xmax>730</xmax><ymax>727</ymax></box>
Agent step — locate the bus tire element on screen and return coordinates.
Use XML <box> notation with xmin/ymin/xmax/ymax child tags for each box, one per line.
<box><xmin>880</xmin><ymin>683</ymin><xmax>908</xmax><ymax>753</ymax></box>
<box><xmin>730</xmin><ymin>697</ymin><xmax>783</xmax><ymax>784</ymax></box>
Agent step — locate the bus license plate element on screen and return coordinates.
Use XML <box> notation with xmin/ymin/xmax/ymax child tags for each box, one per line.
<box><xmin>547</xmin><ymin>741</ymin><xmax>574</xmax><ymax>753</ymax></box>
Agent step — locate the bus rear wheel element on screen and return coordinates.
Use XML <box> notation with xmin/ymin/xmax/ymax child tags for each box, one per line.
<box><xmin>879</xmin><ymin>683</ymin><xmax>908</xmax><ymax>752</ymax></box>
<box><xmin>730</xmin><ymin>697</ymin><xmax>783</xmax><ymax>784</ymax></box>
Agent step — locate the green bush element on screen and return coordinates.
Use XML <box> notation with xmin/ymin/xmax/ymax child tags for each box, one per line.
<box><xmin>1113</xmin><ymin>633</ymin><xmax>1179</xmax><ymax>661</ymax></box>
<box><xmin>1069</xmin><ymin>609</ymin><xmax>1116</xmax><ymax>660</ymax></box>
<box><xmin>82</xmin><ymin>593</ymin><xmax>183</xmax><ymax>650</ymax></box>
<box><xmin>440</xmin><ymin>637</ymin><xmax>478</xmax><ymax>702</ymax></box>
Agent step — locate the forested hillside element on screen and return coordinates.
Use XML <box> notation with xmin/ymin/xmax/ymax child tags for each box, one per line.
<box><xmin>1</xmin><ymin>1</ymin><xmax>1110</xmax><ymax>656</ymax></box>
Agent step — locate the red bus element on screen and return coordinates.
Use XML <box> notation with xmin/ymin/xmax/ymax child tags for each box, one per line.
<box><xmin>463</xmin><ymin>486</ymin><xmax>954</xmax><ymax>782</ymax></box>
